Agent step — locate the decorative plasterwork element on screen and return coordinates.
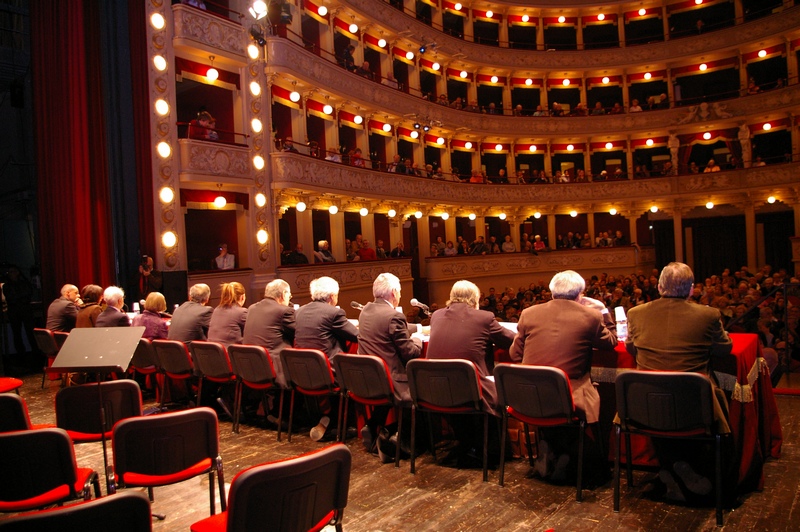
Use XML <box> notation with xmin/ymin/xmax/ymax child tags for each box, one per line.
<box><xmin>341</xmin><ymin>0</ymin><xmax>800</xmax><ymax>70</ymax></box>
<box><xmin>267</xmin><ymin>39</ymin><xmax>800</xmax><ymax>137</ymax></box>
<box><xmin>178</xmin><ymin>140</ymin><xmax>252</xmax><ymax>181</ymax></box>
<box><xmin>271</xmin><ymin>153</ymin><xmax>800</xmax><ymax>213</ymax></box>
<box><xmin>172</xmin><ymin>4</ymin><xmax>246</xmax><ymax>60</ymax></box>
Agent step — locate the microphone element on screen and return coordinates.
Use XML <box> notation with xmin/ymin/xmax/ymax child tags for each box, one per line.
<box><xmin>410</xmin><ymin>298</ymin><xmax>430</xmax><ymax>313</ymax></box>
<box><xmin>350</xmin><ymin>301</ymin><xmax>365</xmax><ymax>311</ymax></box>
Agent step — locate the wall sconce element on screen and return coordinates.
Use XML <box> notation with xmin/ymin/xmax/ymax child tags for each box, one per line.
<box><xmin>206</xmin><ymin>56</ymin><xmax>219</xmax><ymax>82</ymax></box>
<box><xmin>249</xmin><ymin>1</ymin><xmax>267</xmax><ymax>20</ymax></box>
<box><xmin>214</xmin><ymin>185</ymin><xmax>227</xmax><ymax>209</ymax></box>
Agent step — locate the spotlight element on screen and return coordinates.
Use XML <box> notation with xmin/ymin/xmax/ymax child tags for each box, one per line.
<box><xmin>419</xmin><ymin>45</ymin><xmax>426</xmax><ymax>54</ymax></box>
<box><xmin>413</xmin><ymin>122</ymin><xmax>421</xmax><ymax>129</ymax></box>
<box><xmin>249</xmin><ymin>1</ymin><xmax>267</xmax><ymax>20</ymax></box>
<box><xmin>423</xmin><ymin>124</ymin><xmax>431</xmax><ymax>132</ymax></box>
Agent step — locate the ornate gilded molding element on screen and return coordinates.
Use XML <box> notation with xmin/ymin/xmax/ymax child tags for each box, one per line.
<box><xmin>178</xmin><ymin>140</ymin><xmax>252</xmax><ymax>181</ymax></box>
<box><xmin>172</xmin><ymin>4</ymin><xmax>246</xmax><ymax>61</ymax></box>
<box><xmin>267</xmin><ymin>39</ymin><xmax>800</xmax><ymax>138</ymax></box>
<box><xmin>272</xmin><ymin>153</ymin><xmax>800</xmax><ymax>214</ymax></box>
<box><xmin>341</xmin><ymin>0</ymin><xmax>800</xmax><ymax>70</ymax></box>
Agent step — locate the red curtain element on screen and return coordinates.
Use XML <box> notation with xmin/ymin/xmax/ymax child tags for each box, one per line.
<box><xmin>31</xmin><ymin>0</ymin><xmax>116</xmax><ymax>298</ymax></box>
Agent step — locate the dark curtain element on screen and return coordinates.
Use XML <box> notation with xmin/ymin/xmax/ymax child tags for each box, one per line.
<box><xmin>688</xmin><ymin>216</ymin><xmax>747</xmax><ymax>280</ymax></box>
<box><xmin>652</xmin><ymin>219</ymin><xmax>675</xmax><ymax>269</ymax></box>
<box><xmin>128</xmin><ymin>0</ymin><xmax>155</xmax><ymax>263</ymax></box>
<box><xmin>31</xmin><ymin>0</ymin><xmax>116</xmax><ymax>298</ymax></box>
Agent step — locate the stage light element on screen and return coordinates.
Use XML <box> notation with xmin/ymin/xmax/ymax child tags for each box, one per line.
<box><xmin>406</xmin><ymin>51</ymin><xmax>415</xmax><ymax>60</ymax></box>
<box><xmin>289</xmin><ymin>91</ymin><xmax>300</xmax><ymax>102</ymax></box>
<box><xmin>644</xmin><ymin>72</ymin><xmax>652</xmax><ymax>80</ymax></box>
<box><xmin>329</xmin><ymin>205</ymin><xmax>338</xmax><ymax>214</ymax></box>
<box><xmin>255</xmin><ymin>193</ymin><xmax>266</xmax><ymax>207</ymax></box>
<box><xmin>296</xmin><ymin>201</ymin><xmax>306</xmax><ymax>212</ymax></box>
<box><xmin>468</xmin><ymin>213</ymin><xmax>476</xmax><ymax>220</ymax></box>
<box><xmin>498</xmin><ymin>213</ymin><xmax>506</xmax><ymax>220</ymax></box>
<box><xmin>155</xmin><ymin>99</ymin><xmax>169</xmax><ymax>116</ymax></box>
<box><xmin>567</xmin><ymin>144</ymin><xmax>574</xmax><ymax>151</ymax></box>
<box><xmin>460</xmin><ymin>70</ymin><xmax>468</xmax><ymax>78</ymax></box>
<box><xmin>699</xmin><ymin>63</ymin><xmax>707</xmax><ymax>71</ymax></box>
<box><xmin>529</xmin><ymin>145</ymin><xmax>536</xmax><ymax>152</ymax></box>
<box><xmin>250</xmin><ymin>81</ymin><xmax>261</xmax><ymax>96</ymax></box>
<box><xmin>349</xmin><ymin>23</ymin><xmax>358</xmax><ymax>34</ymax></box>
<box><xmin>533</xmin><ymin>212</ymin><xmax>541</xmax><ymax>219</ymax></box>
<box><xmin>646</xmin><ymin>138</ymin><xmax>654</xmax><ymax>146</ymax></box>
<box><xmin>323</xmin><ymin>104</ymin><xmax>333</xmax><ymax>115</ymax></box>
<box><xmin>153</xmin><ymin>55</ymin><xmax>167</xmax><ymax>71</ymax></box>
<box><xmin>251</xmin><ymin>118</ymin><xmax>263</xmax><ymax>132</ymax></box>
<box><xmin>609</xmin><ymin>208</ymin><xmax>617</xmax><ymax>215</ymax></box>
<box><xmin>318</xmin><ymin>6</ymin><xmax>327</xmax><ymax>16</ymax></box>
<box><xmin>491</xmin><ymin>75</ymin><xmax>498</xmax><ymax>83</ymax></box>
<box><xmin>437</xmin><ymin>137</ymin><xmax>445</xmax><ymax>145</ymax></box>
<box><xmin>378</xmin><ymin>38</ymin><xmax>386</xmax><ymax>48</ymax></box>
<box><xmin>247</xmin><ymin>44</ymin><xmax>259</xmax><ymax>59</ymax></box>
<box><xmin>156</xmin><ymin>142</ymin><xmax>171</xmax><ymax>158</ymax></box>
<box><xmin>605</xmin><ymin>142</ymin><xmax>613</xmax><ymax>150</ymax></box>
<box><xmin>388</xmin><ymin>209</ymin><xmax>397</xmax><ymax>217</ymax></box>
<box><xmin>253</xmin><ymin>155</ymin><xmax>265</xmax><ymax>169</ymax></box>
<box><xmin>441</xmin><ymin>212</ymin><xmax>449</xmax><ymax>220</ymax></box>
<box><xmin>464</xmin><ymin>141</ymin><xmax>473</xmax><ymax>149</ymax></box>
<box><xmin>150</xmin><ymin>13</ymin><xmax>165</xmax><ymax>29</ymax></box>
<box><xmin>159</xmin><ymin>187</ymin><xmax>174</xmax><ymax>203</ymax></box>
<box><xmin>360</xmin><ymin>207</ymin><xmax>369</xmax><ymax>216</ymax></box>
<box><xmin>558</xmin><ymin>16</ymin><xmax>565</xmax><ymax>23</ymax></box>
<box><xmin>256</xmin><ymin>229</ymin><xmax>268</xmax><ymax>244</ymax></box>
<box><xmin>162</xmin><ymin>231</ymin><xmax>177</xmax><ymax>248</ymax></box>
<box><xmin>354</xmin><ymin>115</ymin><xmax>363</xmax><ymax>125</ymax></box>
<box><xmin>383</xmin><ymin>123</ymin><xmax>392</xmax><ymax>132</ymax></box>
<box><xmin>602</xmin><ymin>76</ymin><xmax>610</xmax><ymax>84</ymax></box>
<box><xmin>570</xmin><ymin>210</ymin><xmax>578</xmax><ymax>217</ymax></box>
<box><xmin>414</xmin><ymin>211</ymin><xmax>422</xmax><ymax>219</ymax></box>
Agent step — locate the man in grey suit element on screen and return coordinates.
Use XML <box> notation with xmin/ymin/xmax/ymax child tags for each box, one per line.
<box><xmin>168</xmin><ymin>283</ymin><xmax>213</xmax><ymax>343</ymax></box>
<box><xmin>295</xmin><ymin>276</ymin><xmax>358</xmax><ymax>441</ymax></box>
<box><xmin>95</xmin><ymin>286</ymin><xmax>130</xmax><ymax>327</ymax></box>
<box><xmin>242</xmin><ymin>279</ymin><xmax>295</xmax><ymax>388</ymax></box>
<box><xmin>626</xmin><ymin>262</ymin><xmax>733</xmax><ymax>502</ymax></box>
<box><xmin>357</xmin><ymin>273</ymin><xmax>422</xmax><ymax>453</ymax></box>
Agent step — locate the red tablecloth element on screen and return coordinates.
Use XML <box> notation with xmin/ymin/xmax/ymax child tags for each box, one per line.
<box><xmin>592</xmin><ymin>333</ymin><xmax>782</xmax><ymax>491</ymax></box>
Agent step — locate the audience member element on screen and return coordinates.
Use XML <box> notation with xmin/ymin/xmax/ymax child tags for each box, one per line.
<box><xmin>390</xmin><ymin>241</ymin><xmax>407</xmax><ymax>258</ymax></box>
<box><xmin>314</xmin><ymin>240</ymin><xmax>336</xmax><ymax>263</ymax></box>
<box><xmin>215</xmin><ymin>244</ymin><xmax>235</xmax><ymax>269</ymax></box>
<box><xmin>131</xmin><ymin>255</ymin><xmax>162</xmax><ymax>303</ymax></box>
<box><xmin>168</xmin><ymin>283</ymin><xmax>213</xmax><ymax>342</ymax></box>
<box><xmin>501</xmin><ymin>235</ymin><xmax>516</xmax><ymax>253</ymax></box>
<box><xmin>625</xmin><ymin>262</ymin><xmax>733</xmax><ymax>502</ymax></box>
<box><xmin>286</xmin><ymin>243</ymin><xmax>309</xmax><ymax>264</ymax></box>
<box><xmin>131</xmin><ymin>291</ymin><xmax>169</xmax><ymax>340</ymax></box>
<box><xmin>76</xmin><ymin>284</ymin><xmax>104</xmax><ymax>328</ymax></box>
<box><xmin>45</xmin><ymin>284</ymin><xmax>82</xmax><ymax>332</ymax></box>
<box><xmin>295</xmin><ymin>276</ymin><xmax>358</xmax><ymax>441</ymax></box>
<box><xmin>241</xmin><ymin>279</ymin><xmax>295</xmax><ymax>391</ymax></box>
<box><xmin>510</xmin><ymin>270</ymin><xmax>616</xmax><ymax>482</ymax></box>
<box><xmin>629</xmin><ymin>99</ymin><xmax>642</xmax><ymax>112</ymax></box>
<box><xmin>207</xmin><ymin>282</ymin><xmax>247</xmax><ymax>347</ymax></box>
<box><xmin>96</xmin><ymin>286</ymin><xmax>129</xmax><ymax>327</ymax></box>
<box><xmin>357</xmin><ymin>273</ymin><xmax>423</xmax><ymax>458</ymax></box>
<box><xmin>357</xmin><ymin>239</ymin><xmax>378</xmax><ymax>260</ymax></box>
<box><xmin>376</xmin><ymin>240</ymin><xmax>388</xmax><ymax>259</ymax></box>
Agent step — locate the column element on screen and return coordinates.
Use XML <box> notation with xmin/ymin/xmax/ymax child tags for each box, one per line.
<box><xmin>540</xmin><ymin>77</ymin><xmax>549</xmax><ymax>109</ymax></box>
<box><xmin>626</xmin><ymin>138</ymin><xmax>634</xmax><ymax>178</ymax></box>
<box><xmin>739</xmin><ymin>52</ymin><xmax>749</xmax><ymax>93</ymax></box>
<box><xmin>576</xmin><ymin>18</ymin><xmax>584</xmax><ymax>49</ymax></box>
<box><xmin>498</xmin><ymin>13</ymin><xmax>509</xmax><ymax>48</ymax></box>
<box><xmin>324</xmin><ymin>118</ymin><xmax>337</xmax><ymax>157</ymax></box>
<box><xmin>621</xmin><ymin>72</ymin><xmax>630</xmax><ymax>109</ymax></box>
<box><xmin>295</xmin><ymin>207</ymin><xmax>314</xmax><ymax>263</ymax></box>
<box><xmin>618</xmin><ymin>14</ymin><xmax>626</xmax><ymax>48</ymax></box>
<box><xmin>474</xmin><ymin>215</ymin><xmax>486</xmax><ymax>240</ymax></box>
<box><xmin>388</xmin><ymin>217</ymin><xmax>404</xmax><ymax>253</ymax></box>
<box><xmin>547</xmin><ymin>214</ymin><xmax>557</xmax><ymax>249</ymax></box>
<box><xmin>787</xmin><ymin>41</ymin><xmax>798</xmax><ymax>88</ymax></box>
<box><xmin>672</xmin><ymin>208</ymin><xmax>683</xmax><ymax>263</ymax></box>
<box><xmin>624</xmin><ymin>211</ymin><xmax>639</xmax><ymax>244</ymax></box>
<box><xmin>431</xmin><ymin>5</ymin><xmax>443</xmax><ymax>30</ymax></box>
<box><xmin>733</xmin><ymin>0</ymin><xmax>744</xmax><ymax>21</ymax></box>
<box><xmin>416</xmin><ymin>215</ymin><xmax>431</xmax><ymax>277</ymax></box>
<box><xmin>666</xmin><ymin>68</ymin><xmax>675</xmax><ymax>107</ymax></box>
<box><xmin>544</xmin><ymin>143</ymin><xmax>553</xmax><ymax>177</ymax></box>
<box><xmin>329</xmin><ymin>209</ymin><xmax>346</xmax><ymax>263</ymax></box>
<box><xmin>661</xmin><ymin>5</ymin><xmax>670</xmax><ymax>41</ymax></box>
<box><xmin>744</xmin><ymin>202</ymin><xmax>757</xmax><ymax>270</ymax></box>
<box><xmin>505</xmin><ymin>151</ymin><xmax>515</xmax><ymax>175</ymax></box>
<box><xmin>502</xmin><ymin>83</ymin><xmax>512</xmax><ymax>111</ymax></box>
<box><xmin>361</xmin><ymin>213</ymin><xmax>376</xmax><ymax>249</ymax></box>
<box><xmin>583</xmin><ymin>140</ymin><xmax>592</xmax><ymax>175</ymax></box>
<box><xmin>508</xmin><ymin>218</ymin><xmax>521</xmax><ymax>250</ymax></box>
<box><xmin>295</xmin><ymin>97</ymin><xmax>309</xmax><ymax>145</ymax></box>
<box><xmin>444</xmin><ymin>216</ymin><xmax>457</xmax><ymax>243</ymax></box>
<box><xmin>537</xmin><ymin>16</ymin><xmax>545</xmax><ymax>50</ymax></box>
<box><xmin>794</xmin><ymin>203</ymin><xmax>800</xmax><ymax>238</ymax></box>
<box><xmin>439</xmin><ymin>143</ymin><xmax>453</xmax><ymax>174</ymax></box>
<box><xmin>587</xmin><ymin>213</ymin><xmax>595</xmax><ymax>247</ymax></box>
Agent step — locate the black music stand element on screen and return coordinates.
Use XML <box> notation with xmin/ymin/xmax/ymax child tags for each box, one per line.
<box><xmin>51</xmin><ymin>326</ymin><xmax>145</xmax><ymax>493</ymax></box>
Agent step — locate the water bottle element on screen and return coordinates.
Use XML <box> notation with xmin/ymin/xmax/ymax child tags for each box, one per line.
<box><xmin>614</xmin><ymin>306</ymin><xmax>627</xmax><ymax>342</ymax></box>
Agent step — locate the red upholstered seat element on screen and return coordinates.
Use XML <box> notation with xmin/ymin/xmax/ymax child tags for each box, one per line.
<box><xmin>0</xmin><ymin>378</ymin><xmax>23</xmax><ymax>394</ymax></box>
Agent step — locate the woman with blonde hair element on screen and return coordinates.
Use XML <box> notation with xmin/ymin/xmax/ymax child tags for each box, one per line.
<box><xmin>132</xmin><ymin>291</ymin><xmax>169</xmax><ymax>340</ymax></box>
<box><xmin>207</xmin><ymin>282</ymin><xmax>248</xmax><ymax>347</ymax></box>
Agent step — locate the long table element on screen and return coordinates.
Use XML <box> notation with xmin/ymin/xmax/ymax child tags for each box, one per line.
<box><xmin>590</xmin><ymin>333</ymin><xmax>782</xmax><ymax>491</ymax></box>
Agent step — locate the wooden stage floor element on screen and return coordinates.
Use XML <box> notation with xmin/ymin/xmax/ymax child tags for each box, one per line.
<box><xmin>2</xmin><ymin>374</ymin><xmax>799</xmax><ymax>531</ymax></box>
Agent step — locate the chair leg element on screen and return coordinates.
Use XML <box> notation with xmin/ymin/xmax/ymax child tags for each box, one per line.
<box><xmin>576</xmin><ymin>421</ymin><xmax>585</xmax><ymax>502</ymax></box>
<box><xmin>715</xmin><ymin>434</ymin><xmax>723</xmax><ymax>526</ymax></box>
<box><xmin>523</xmin><ymin>422</ymin><xmax>535</xmax><ymax>467</ymax></box>
<box><xmin>394</xmin><ymin>404</ymin><xmax>403</xmax><ymax>468</ymax></box>
<box><xmin>425</xmin><ymin>412</ymin><xmax>438</xmax><ymax>463</ymax></box>
<box><xmin>196</xmin><ymin>377</ymin><xmax>204</xmax><ymax>409</ymax></box>
<box><xmin>286</xmin><ymin>389</ymin><xmax>296</xmax><ymax>443</ymax></box>
<box><xmin>482</xmin><ymin>413</ymin><xmax>489</xmax><ymax>482</ymax></box>
<box><xmin>613</xmin><ymin>425</ymin><xmax>621</xmax><ymax>512</ymax></box>
<box><xmin>624</xmin><ymin>433</ymin><xmax>634</xmax><ymax>487</ymax></box>
<box><xmin>216</xmin><ymin>457</ymin><xmax>226</xmax><ymax>512</ymax></box>
<box><xmin>276</xmin><ymin>389</ymin><xmax>285</xmax><ymax>442</ymax></box>
<box><xmin>338</xmin><ymin>395</ymin><xmax>349</xmax><ymax>443</ymax></box>
<box><xmin>232</xmin><ymin>380</ymin><xmax>242</xmax><ymax>434</ymax></box>
<box><xmin>208</xmin><ymin>471</ymin><xmax>215</xmax><ymax>515</ymax></box>
<box><xmin>499</xmin><ymin>412</ymin><xmax>508</xmax><ymax>487</ymax></box>
<box><xmin>336</xmin><ymin>392</ymin><xmax>344</xmax><ymax>441</ymax></box>
<box><xmin>410</xmin><ymin>405</ymin><xmax>417</xmax><ymax>474</ymax></box>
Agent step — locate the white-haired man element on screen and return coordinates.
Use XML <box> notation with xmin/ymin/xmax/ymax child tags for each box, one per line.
<box><xmin>510</xmin><ymin>270</ymin><xmax>616</xmax><ymax>482</ymax></box>
<box><xmin>295</xmin><ymin>276</ymin><xmax>358</xmax><ymax>440</ymax></box>
<box><xmin>96</xmin><ymin>286</ymin><xmax>130</xmax><ymax>327</ymax></box>
<box><xmin>168</xmin><ymin>283</ymin><xmax>213</xmax><ymax>342</ymax></box>
<box><xmin>45</xmin><ymin>284</ymin><xmax>82</xmax><ymax>332</ymax></box>
<box><xmin>242</xmin><ymin>279</ymin><xmax>295</xmax><ymax>388</ymax></box>
<box><xmin>357</xmin><ymin>273</ymin><xmax>422</xmax><ymax>455</ymax></box>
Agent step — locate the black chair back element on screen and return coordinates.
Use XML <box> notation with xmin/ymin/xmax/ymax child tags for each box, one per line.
<box><xmin>333</xmin><ymin>354</ymin><xmax>394</xmax><ymax>402</ymax></box>
<box><xmin>189</xmin><ymin>341</ymin><xmax>234</xmax><ymax>380</ymax></box>
<box><xmin>228</xmin><ymin>345</ymin><xmax>278</xmax><ymax>385</ymax></box>
<box><xmin>0</xmin><ymin>393</ymin><xmax>32</xmax><ymax>432</ymax></box>
<box><xmin>0</xmin><ymin>492</ymin><xmax>152</xmax><ymax>532</ymax></box>
<box><xmin>111</xmin><ymin>407</ymin><xmax>225</xmax><ymax>516</ymax></box>
<box><xmin>494</xmin><ymin>364</ymin><xmax>575</xmax><ymax>423</ymax></box>
<box><xmin>56</xmin><ymin>380</ymin><xmax>143</xmax><ymax>441</ymax></box>
<box><xmin>280</xmin><ymin>348</ymin><xmax>337</xmax><ymax>393</ymax></box>
<box><xmin>130</xmin><ymin>338</ymin><xmax>159</xmax><ymax>370</ymax></box>
<box><xmin>152</xmin><ymin>340</ymin><xmax>194</xmax><ymax>376</ymax></box>
<box><xmin>196</xmin><ymin>444</ymin><xmax>351</xmax><ymax>532</ymax></box>
<box><xmin>406</xmin><ymin>359</ymin><xmax>482</xmax><ymax>410</ymax></box>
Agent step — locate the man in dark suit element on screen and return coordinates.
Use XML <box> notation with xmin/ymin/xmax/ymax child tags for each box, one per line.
<box><xmin>510</xmin><ymin>270</ymin><xmax>616</xmax><ymax>482</ymax></box>
<box><xmin>95</xmin><ymin>286</ymin><xmax>130</xmax><ymax>327</ymax></box>
<box><xmin>242</xmin><ymin>279</ymin><xmax>295</xmax><ymax>388</ymax></box>
<box><xmin>168</xmin><ymin>283</ymin><xmax>213</xmax><ymax>342</ymax></box>
<box><xmin>357</xmin><ymin>273</ymin><xmax>422</xmax><ymax>453</ymax></box>
<box><xmin>625</xmin><ymin>262</ymin><xmax>733</xmax><ymax>502</ymax></box>
<box><xmin>295</xmin><ymin>276</ymin><xmax>358</xmax><ymax>440</ymax></box>
<box><xmin>45</xmin><ymin>284</ymin><xmax>82</xmax><ymax>332</ymax></box>
<box><xmin>427</xmin><ymin>279</ymin><xmax>516</xmax><ymax>414</ymax></box>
